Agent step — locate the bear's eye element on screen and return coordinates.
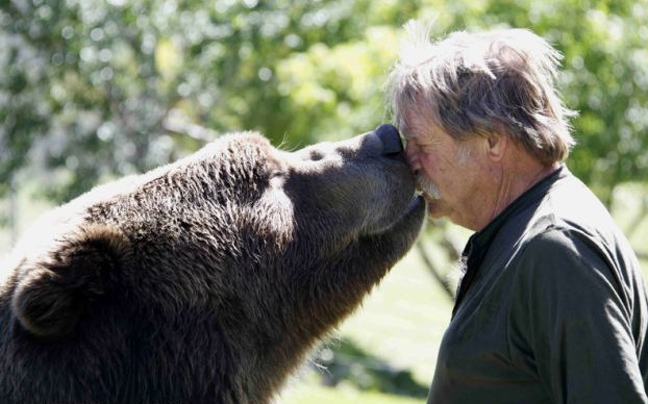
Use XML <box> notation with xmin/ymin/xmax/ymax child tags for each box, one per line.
<box><xmin>309</xmin><ymin>151</ymin><xmax>324</xmax><ymax>161</ymax></box>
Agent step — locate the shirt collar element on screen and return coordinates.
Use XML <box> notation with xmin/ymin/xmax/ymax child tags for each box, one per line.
<box><xmin>468</xmin><ymin>164</ymin><xmax>567</xmax><ymax>254</ymax></box>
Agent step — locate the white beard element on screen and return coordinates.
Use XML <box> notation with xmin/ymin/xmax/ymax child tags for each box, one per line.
<box><xmin>416</xmin><ymin>174</ymin><xmax>442</xmax><ymax>200</ymax></box>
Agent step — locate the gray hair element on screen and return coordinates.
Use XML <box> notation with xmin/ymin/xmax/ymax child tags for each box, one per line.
<box><xmin>387</xmin><ymin>21</ymin><xmax>577</xmax><ymax>164</ymax></box>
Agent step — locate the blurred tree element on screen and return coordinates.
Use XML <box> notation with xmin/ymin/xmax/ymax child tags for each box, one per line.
<box><xmin>0</xmin><ymin>0</ymin><xmax>382</xmax><ymax>201</ymax></box>
<box><xmin>0</xmin><ymin>0</ymin><xmax>648</xmax><ymax>207</ymax></box>
<box><xmin>2</xmin><ymin>0</ymin><xmax>645</xmax><ymax>205</ymax></box>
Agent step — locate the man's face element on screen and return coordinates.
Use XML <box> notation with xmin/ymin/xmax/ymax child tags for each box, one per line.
<box><xmin>403</xmin><ymin>112</ymin><xmax>493</xmax><ymax>230</ymax></box>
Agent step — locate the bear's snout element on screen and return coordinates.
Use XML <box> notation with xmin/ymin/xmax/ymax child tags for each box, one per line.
<box><xmin>375</xmin><ymin>124</ymin><xmax>404</xmax><ymax>158</ymax></box>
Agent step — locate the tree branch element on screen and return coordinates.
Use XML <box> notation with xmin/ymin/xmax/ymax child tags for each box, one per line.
<box><xmin>415</xmin><ymin>240</ymin><xmax>455</xmax><ymax>301</ymax></box>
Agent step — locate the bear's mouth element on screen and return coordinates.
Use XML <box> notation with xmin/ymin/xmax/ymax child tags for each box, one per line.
<box><xmin>362</xmin><ymin>194</ymin><xmax>426</xmax><ymax>237</ymax></box>
<box><xmin>401</xmin><ymin>194</ymin><xmax>426</xmax><ymax>225</ymax></box>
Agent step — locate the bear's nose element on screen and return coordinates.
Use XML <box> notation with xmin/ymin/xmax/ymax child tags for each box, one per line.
<box><xmin>375</xmin><ymin>124</ymin><xmax>404</xmax><ymax>158</ymax></box>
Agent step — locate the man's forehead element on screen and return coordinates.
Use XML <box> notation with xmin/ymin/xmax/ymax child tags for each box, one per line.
<box><xmin>400</xmin><ymin>109</ymin><xmax>423</xmax><ymax>138</ymax></box>
<box><xmin>400</xmin><ymin>109</ymin><xmax>444</xmax><ymax>139</ymax></box>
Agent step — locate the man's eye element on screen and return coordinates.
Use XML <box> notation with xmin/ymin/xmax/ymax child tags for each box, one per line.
<box><xmin>406</xmin><ymin>138</ymin><xmax>420</xmax><ymax>150</ymax></box>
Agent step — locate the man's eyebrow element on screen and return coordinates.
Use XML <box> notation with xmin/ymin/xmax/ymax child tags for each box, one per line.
<box><xmin>400</xmin><ymin>122</ymin><xmax>420</xmax><ymax>139</ymax></box>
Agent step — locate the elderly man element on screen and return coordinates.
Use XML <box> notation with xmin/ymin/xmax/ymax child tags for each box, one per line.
<box><xmin>387</xmin><ymin>23</ymin><xmax>648</xmax><ymax>403</ymax></box>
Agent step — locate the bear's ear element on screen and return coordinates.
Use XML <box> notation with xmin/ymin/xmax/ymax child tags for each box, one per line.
<box><xmin>11</xmin><ymin>225</ymin><xmax>128</xmax><ymax>338</ymax></box>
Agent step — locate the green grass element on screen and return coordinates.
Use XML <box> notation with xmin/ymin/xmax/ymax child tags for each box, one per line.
<box><xmin>282</xmin><ymin>377</ymin><xmax>423</xmax><ymax>404</ymax></box>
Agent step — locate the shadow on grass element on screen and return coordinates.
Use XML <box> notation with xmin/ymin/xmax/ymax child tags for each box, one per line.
<box><xmin>312</xmin><ymin>337</ymin><xmax>429</xmax><ymax>399</ymax></box>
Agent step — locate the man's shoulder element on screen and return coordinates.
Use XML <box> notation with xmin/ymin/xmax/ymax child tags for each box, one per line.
<box><xmin>494</xmin><ymin>170</ymin><xmax>617</xmax><ymax>263</ymax></box>
<box><xmin>526</xmin><ymin>171</ymin><xmax>621</xmax><ymax>247</ymax></box>
<box><xmin>514</xmin><ymin>174</ymin><xmax>642</xmax><ymax>288</ymax></box>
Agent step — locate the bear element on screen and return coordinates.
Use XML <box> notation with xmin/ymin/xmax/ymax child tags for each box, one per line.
<box><xmin>0</xmin><ymin>124</ymin><xmax>426</xmax><ymax>403</ymax></box>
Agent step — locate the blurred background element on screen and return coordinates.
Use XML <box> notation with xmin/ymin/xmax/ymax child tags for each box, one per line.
<box><xmin>1</xmin><ymin>0</ymin><xmax>647</xmax><ymax>402</ymax></box>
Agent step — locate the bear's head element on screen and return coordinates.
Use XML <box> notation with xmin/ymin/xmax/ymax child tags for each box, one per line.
<box><xmin>1</xmin><ymin>124</ymin><xmax>425</xmax><ymax>402</ymax></box>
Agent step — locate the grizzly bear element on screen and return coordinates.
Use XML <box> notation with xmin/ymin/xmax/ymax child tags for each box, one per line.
<box><xmin>0</xmin><ymin>124</ymin><xmax>425</xmax><ymax>403</ymax></box>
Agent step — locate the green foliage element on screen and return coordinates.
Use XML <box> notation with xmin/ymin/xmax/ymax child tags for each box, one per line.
<box><xmin>1</xmin><ymin>0</ymin><xmax>646</xmax><ymax>204</ymax></box>
<box><xmin>0</xmin><ymin>0</ymin><xmax>380</xmax><ymax>201</ymax></box>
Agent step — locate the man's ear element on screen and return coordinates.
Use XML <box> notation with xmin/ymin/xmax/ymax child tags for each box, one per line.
<box><xmin>486</xmin><ymin>132</ymin><xmax>507</xmax><ymax>162</ymax></box>
<box><xmin>11</xmin><ymin>225</ymin><xmax>128</xmax><ymax>338</ymax></box>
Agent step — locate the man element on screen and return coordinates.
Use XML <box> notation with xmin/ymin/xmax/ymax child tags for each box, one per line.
<box><xmin>387</xmin><ymin>22</ymin><xmax>648</xmax><ymax>403</ymax></box>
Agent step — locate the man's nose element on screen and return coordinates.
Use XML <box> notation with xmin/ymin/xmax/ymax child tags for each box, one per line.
<box><xmin>375</xmin><ymin>124</ymin><xmax>405</xmax><ymax>158</ymax></box>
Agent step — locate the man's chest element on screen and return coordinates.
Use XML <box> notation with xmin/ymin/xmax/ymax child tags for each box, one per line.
<box><xmin>428</xmin><ymin>259</ymin><xmax>550</xmax><ymax>404</ymax></box>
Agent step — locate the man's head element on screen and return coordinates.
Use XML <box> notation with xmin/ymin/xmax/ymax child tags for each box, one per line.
<box><xmin>387</xmin><ymin>22</ymin><xmax>576</xmax><ymax>230</ymax></box>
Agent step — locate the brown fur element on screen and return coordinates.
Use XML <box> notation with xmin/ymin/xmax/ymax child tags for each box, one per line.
<box><xmin>0</xmin><ymin>128</ymin><xmax>425</xmax><ymax>403</ymax></box>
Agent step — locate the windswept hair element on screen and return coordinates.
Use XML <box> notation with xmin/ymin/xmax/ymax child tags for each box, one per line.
<box><xmin>387</xmin><ymin>21</ymin><xmax>577</xmax><ymax>164</ymax></box>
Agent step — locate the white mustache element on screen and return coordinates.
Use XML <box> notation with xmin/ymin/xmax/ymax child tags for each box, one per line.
<box><xmin>416</xmin><ymin>174</ymin><xmax>442</xmax><ymax>200</ymax></box>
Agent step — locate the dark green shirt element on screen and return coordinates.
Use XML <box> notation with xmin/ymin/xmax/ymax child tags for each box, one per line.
<box><xmin>427</xmin><ymin>166</ymin><xmax>648</xmax><ymax>404</ymax></box>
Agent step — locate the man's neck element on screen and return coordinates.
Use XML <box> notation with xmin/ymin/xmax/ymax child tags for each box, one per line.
<box><xmin>481</xmin><ymin>155</ymin><xmax>560</xmax><ymax>231</ymax></box>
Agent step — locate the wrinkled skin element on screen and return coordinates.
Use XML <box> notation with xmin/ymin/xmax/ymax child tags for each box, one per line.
<box><xmin>0</xmin><ymin>126</ymin><xmax>425</xmax><ymax>404</ymax></box>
